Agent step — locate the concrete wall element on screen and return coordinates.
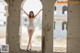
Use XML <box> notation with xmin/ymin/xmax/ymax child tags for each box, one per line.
<box><xmin>6</xmin><ymin>0</ymin><xmax>23</xmax><ymax>53</ymax></box>
<box><xmin>6</xmin><ymin>0</ymin><xmax>56</xmax><ymax>53</ymax></box>
<box><xmin>4</xmin><ymin>0</ymin><xmax>80</xmax><ymax>53</ymax></box>
<box><xmin>67</xmin><ymin>0</ymin><xmax>80</xmax><ymax>53</ymax></box>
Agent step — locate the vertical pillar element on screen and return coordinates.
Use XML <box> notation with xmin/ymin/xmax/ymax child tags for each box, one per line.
<box><xmin>6</xmin><ymin>0</ymin><xmax>22</xmax><ymax>53</ymax></box>
<box><xmin>41</xmin><ymin>0</ymin><xmax>56</xmax><ymax>53</ymax></box>
<box><xmin>67</xmin><ymin>0</ymin><xmax>80</xmax><ymax>53</ymax></box>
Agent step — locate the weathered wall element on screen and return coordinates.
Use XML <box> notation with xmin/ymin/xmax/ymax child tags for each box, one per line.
<box><xmin>5</xmin><ymin>0</ymin><xmax>80</xmax><ymax>53</ymax></box>
<box><xmin>67</xmin><ymin>0</ymin><xmax>80</xmax><ymax>53</ymax></box>
<box><xmin>6</xmin><ymin>0</ymin><xmax>22</xmax><ymax>53</ymax></box>
<box><xmin>41</xmin><ymin>0</ymin><xmax>56</xmax><ymax>53</ymax></box>
<box><xmin>5</xmin><ymin>0</ymin><xmax>56</xmax><ymax>53</ymax></box>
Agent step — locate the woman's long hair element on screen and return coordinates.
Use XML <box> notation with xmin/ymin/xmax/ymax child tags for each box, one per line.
<box><xmin>29</xmin><ymin>11</ymin><xmax>34</xmax><ymax>18</ymax></box>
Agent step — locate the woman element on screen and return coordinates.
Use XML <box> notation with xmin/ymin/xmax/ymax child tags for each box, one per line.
<box><xmin>22</xmin><ymin>9</ymin><xmax>42</xmax><ymax>50</ymax></box>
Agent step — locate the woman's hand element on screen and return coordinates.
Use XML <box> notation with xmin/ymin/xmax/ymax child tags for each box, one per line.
<box><xmin>41</xmin><ymin>9</ymin><xmax>43</xmax><ymax>10</ymax></box>
<box><xmin>35</xmin><ymin>9</ymin><xmax>43</xmax><ymax>17</ymax></box>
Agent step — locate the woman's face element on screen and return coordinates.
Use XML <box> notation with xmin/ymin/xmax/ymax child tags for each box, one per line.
<box><xmin>30</xmin><ymin>13</ymin><xmax>34</xmax><ymax>16</ymax></box>
<box><xmin>29</xmin><ymin>11</ymin><xmax>34</xmax><ymax>18</ymax></box>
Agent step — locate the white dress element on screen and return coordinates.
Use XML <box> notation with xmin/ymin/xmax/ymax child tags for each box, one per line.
<box><xmin>28</xmin><ymin>18</ymin><xmax>35</xmax><ymax>30</ymax></box>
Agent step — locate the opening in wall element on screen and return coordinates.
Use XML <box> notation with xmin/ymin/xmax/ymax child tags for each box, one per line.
<box><xmin>53</xmin><ymin>0</ymin><xmax>68</xmax><ymax>52</ymax></box>
<box><xmin>0</xmin><ymin>0</ymin><xmax>8</xmax><ymax>52</ymax></box>
<box><xmin>20</xmin><ymin>0</ymin><xmax>43</xmax><ymax>51</ymax></box>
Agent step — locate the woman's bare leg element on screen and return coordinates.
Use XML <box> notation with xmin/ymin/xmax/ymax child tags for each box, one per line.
<box><xmin>27</xmin><ymin>29</ymin><xmax>34</xmax><ymax>50</ymax></box>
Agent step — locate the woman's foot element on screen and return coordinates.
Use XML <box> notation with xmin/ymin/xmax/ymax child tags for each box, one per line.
<box><xmin>27</xmin><ymin>48</ymin><xmax>31</xmax><ymax>51</ymax></box>
<box><xmin>27</xmin><ymin>45</ymin><xmax>32</xmax><ymax>50</ymax></box>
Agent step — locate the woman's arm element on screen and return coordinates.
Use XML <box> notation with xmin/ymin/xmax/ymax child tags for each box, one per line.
<box><xmin>35</xmin><ymin>9</ymin><xmax>42</xmax><ymax>17</ymax></box>
<box><xmin>22</xmin><ymin>9</ymin><xmax>29</xmax><ymax>16</ymax></box>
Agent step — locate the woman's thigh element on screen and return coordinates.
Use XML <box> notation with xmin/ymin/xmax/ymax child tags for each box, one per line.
<box><xmin>28</xmin><ymin>29</ymin><xmax>34</xmax><ymax>36</ymax></box>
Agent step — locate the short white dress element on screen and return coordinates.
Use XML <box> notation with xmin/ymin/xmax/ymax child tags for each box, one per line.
<box><xmin>28</xmin><ymin>18</ymin><xmax>35</xmax><ymax>30</ymax></box>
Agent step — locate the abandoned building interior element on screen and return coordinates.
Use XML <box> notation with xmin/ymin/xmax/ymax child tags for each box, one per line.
<box><xmin>0</xmin><ymin>0</ymin><xmax>80</xmax><ymax>53</ymax></box>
